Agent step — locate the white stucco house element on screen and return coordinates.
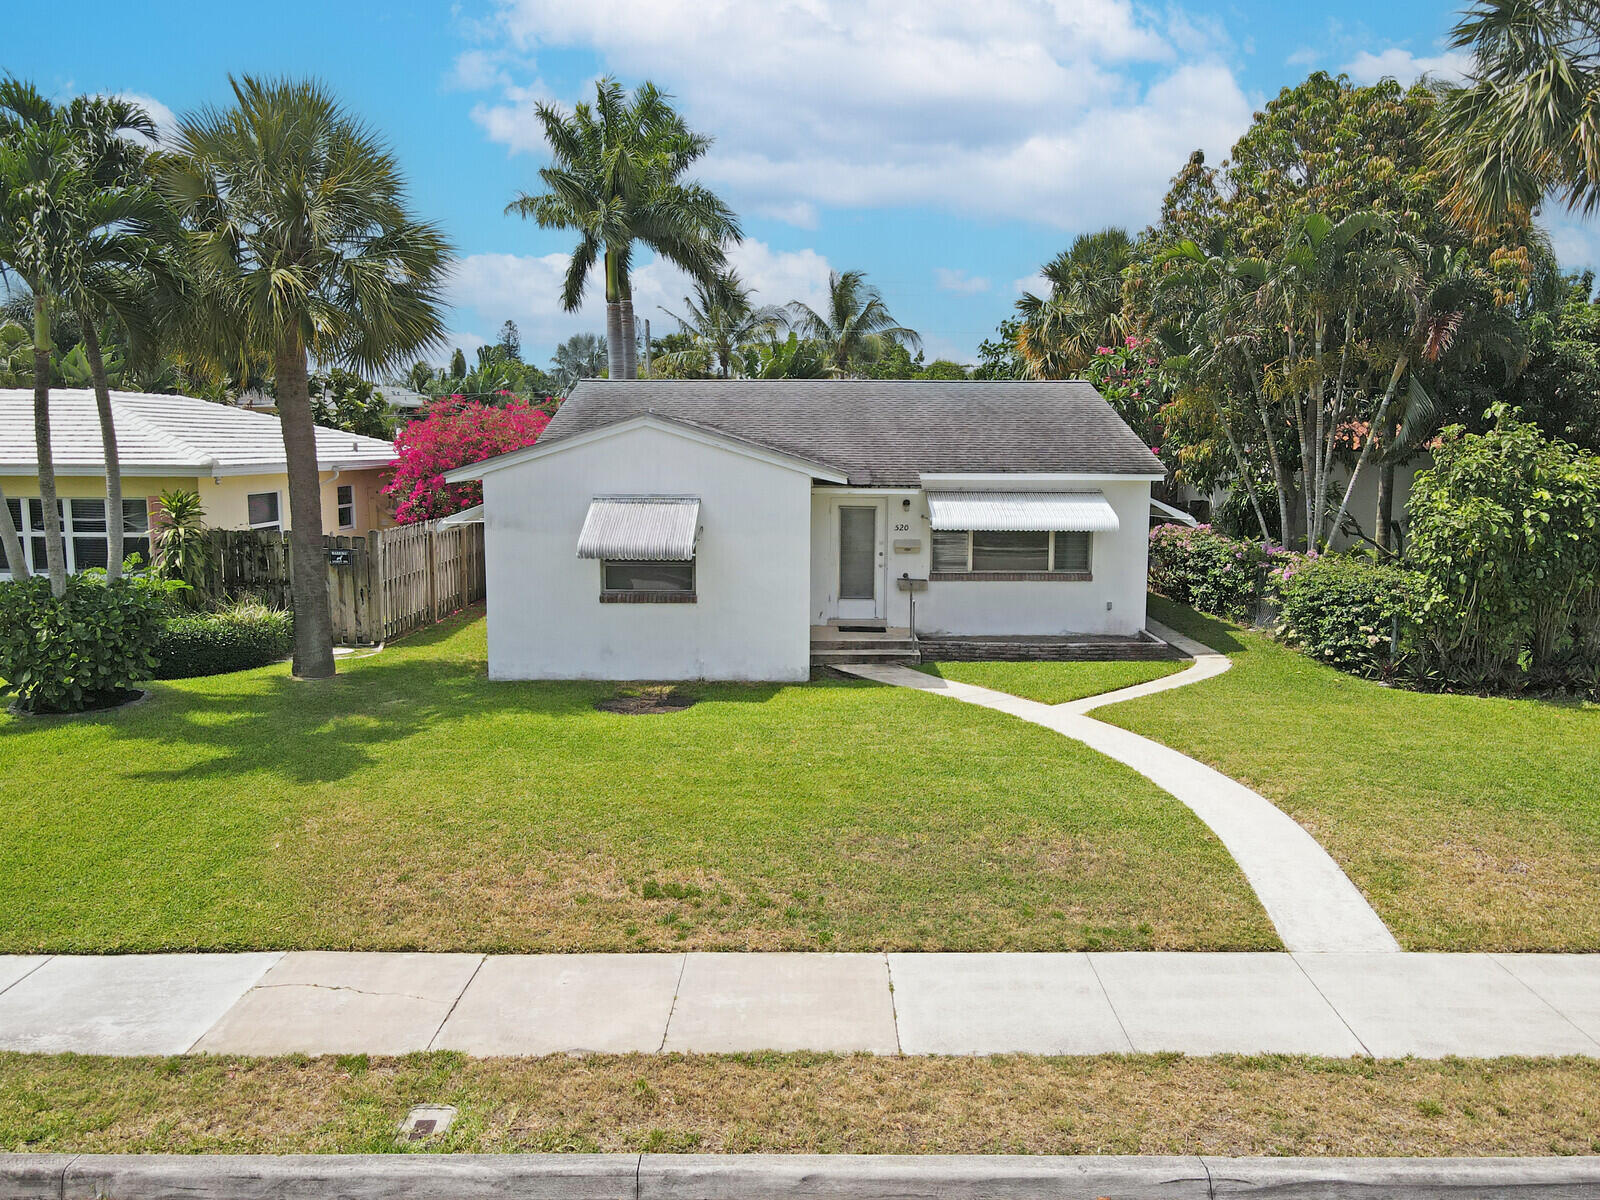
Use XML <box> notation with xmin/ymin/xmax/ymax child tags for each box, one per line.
<box><xmin>445</xmin><ymin>380</ymin><xmax>1172</xmax><ymax>682</ymax></box>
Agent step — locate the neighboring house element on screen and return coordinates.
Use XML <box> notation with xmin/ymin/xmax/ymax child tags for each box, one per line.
<box><xmin>445</xmin><ymin>380</ymin><xmax>1169</xmax><ymax>682</ymax></box>
<box><xmin>0</xmin><ymin>389</ymin><xmax>395</xmax><ymax>578</ymax></box>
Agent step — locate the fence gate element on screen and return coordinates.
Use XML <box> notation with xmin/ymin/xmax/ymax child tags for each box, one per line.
<box><xmin>198</xmin><ymin>520</ymin><xmax>485</xmax><ymax>645</ymax></box>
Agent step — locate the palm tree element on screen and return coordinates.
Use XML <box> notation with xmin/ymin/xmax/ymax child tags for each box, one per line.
<box><xmin>550</xmin><ymin>332</ymin><xmax>607</xmax><ymax>392</ymax></box>
<box><xmin>162</xmin><ymin>76</ymin><xmax>452</xmax><ymax>679</ymax></box>
<box><xmin>1016</xmin><ymin>227</ymin><xmax>1135</xmax><ymax>378</ymax></box>
<box><xmin>1435</xmin><ymin>0</ymin><xmax>1600</xmax><ymax>231</ymax></box>
<box><xmin>786</xmin><ymin>270</ymin><xmax>920</xmax><ymax>377</ymax></box>
<box><xmin>507</xmin><ymin>78</ymin><xmax>739</xmax><ymax>380</ymax></box>
<box><xmin>658</xmin><ymin>271</ymin><xmax>786</xmax><ymax>377</ymax></box>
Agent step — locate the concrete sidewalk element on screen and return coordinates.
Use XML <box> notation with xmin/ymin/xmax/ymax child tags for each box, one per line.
<box><xmin>2</xmin><ymin>951</ymin><xmax>1597</xmax><ymax>1059</ymax></box>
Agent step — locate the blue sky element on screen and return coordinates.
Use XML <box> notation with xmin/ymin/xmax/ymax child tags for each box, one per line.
<box><xmin>10</xmin><ymin>0</ymin><xmax>1600</xmax><ymax>370</ymax></box>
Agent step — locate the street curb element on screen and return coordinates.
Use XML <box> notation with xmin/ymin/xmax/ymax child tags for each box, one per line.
<box><xmin>4</xmin><ymin>1153</ymin><xmax>1600</xmax><ymax>1199</ymax></box>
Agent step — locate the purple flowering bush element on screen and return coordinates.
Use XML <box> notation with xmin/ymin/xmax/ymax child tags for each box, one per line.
<box><xmin>1147</xmin><ymin>524</ymin><xmax>1295</xmax><ymax>620</ymax></box>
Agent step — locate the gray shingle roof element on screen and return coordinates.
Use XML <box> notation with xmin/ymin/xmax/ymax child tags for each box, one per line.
<box><xmin>544</xmin><ymin>380</ymin><xmax>1162</xmax><ymax>486</ymax></box>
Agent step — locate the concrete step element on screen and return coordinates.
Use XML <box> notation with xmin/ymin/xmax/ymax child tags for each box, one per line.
<box><xmin>812</xmin><ymin>648</ymin><xmax>922</xmax><ymax>667</ymax></box>
<box><xmin>811</xmin><ymin>638</ymin><xmax>919</xmax><ymax>653</ymax></box>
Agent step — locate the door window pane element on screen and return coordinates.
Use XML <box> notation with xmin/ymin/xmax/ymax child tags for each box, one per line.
<box><xmin>971</xmin><ymin>530</ymin><xmax>1049</xmax><ymax>572</ymax></box>
<box><xmin>839</xmin><ymin>506</ymin><xmax>876</xmax><ymax>600</ymax></box>
<box><xmin>1053</xmin><ymin>531</ymin><xmax>1091</xmax><ymax>572</ymax></box>
<box><xmin>931</xmin><ymin>529</ymin><xmax>969</xmax><ymax>572</ymax></box>
<box><xmin>603</xmin><ymin>560</ymin><xmax>694</xmax><ymax>592</ymax></box>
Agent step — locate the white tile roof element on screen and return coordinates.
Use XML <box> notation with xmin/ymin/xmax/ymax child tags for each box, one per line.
<box><xmin>0</xmin><ymin>389</ymin><xmax>395</xmax><ymax>476</ymax></box>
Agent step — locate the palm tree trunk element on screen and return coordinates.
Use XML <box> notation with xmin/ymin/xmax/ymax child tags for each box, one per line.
<box><xmin>79</xmin><ymin>313</ymin><xmax>124</xmax><ymax>581</ymax></box>
<box><xmin>619</xmin><ymin>296</ymin><xmax>638</xmax><ymax>380</ymax></box>
<box><xmin>32</xmin><ymin>296</ymin><xmax>67</xmax><ymax>598</ymax></box>
<box><xmin>1329</xmin><ymin>354</ymin><xmax>1408</xmax><ymax>544</ymax></box>
<box><xmin>0</xmin><ymin>481</ymin><xmax>28</xmax><ymax>579</ymax></box>
<box><xmin>274</xmin><ymin>340</ymin><xmax>336</xmax><ymax>679</ymax></box>
<box><xmin>1375</xmin><ymin>457</ymin><xmax>1396</xmax><ymax>555</ymax></box>
<box><xmin>604</xmin><ymin>250</ymin><xmax>625</xmax><ymax>380</ymax></box>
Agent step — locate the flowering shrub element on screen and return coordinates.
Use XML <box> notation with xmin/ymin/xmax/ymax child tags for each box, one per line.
<box><xmin>1275</xmin><ymin>556</ymin><xmax>1421</xmax><ymax>676</ymax></box>
<box><xmin>384</xmin><ymin>396</ymin><xmax>551</xmax><ymax>523</ymax></box>
<box><xmin>1147</xmin><ymin>524</ymin><xmax>1294</xmax><ymax>620</ymax></box>
<box><xmin>1084</xmin><ymin>335</ymin><xmax>1168</xmax><ymax>452</ymax></box>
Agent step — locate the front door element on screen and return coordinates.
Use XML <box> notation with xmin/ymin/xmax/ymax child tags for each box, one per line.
<box><xmin>836</xmin><ymin>501</ymin><xmax>885</xmax><ymax>621</ymax></box>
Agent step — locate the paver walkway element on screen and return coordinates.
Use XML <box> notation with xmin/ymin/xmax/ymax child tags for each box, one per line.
<box><xmin>839</xmin><ymin>621</ymin><xmax>1400</xmax><ymax>954</ymax></box>
<box><xmin>2</xmin><ymin>951</ymin><xmax>1598</xmax><ymax>1058</ymax></box>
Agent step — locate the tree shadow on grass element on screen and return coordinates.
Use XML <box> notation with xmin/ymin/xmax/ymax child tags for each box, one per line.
<box><xmin>1146</xmin><ymin>593</ymin><xmax>1248</xmax><ymax>655</ymax></box>
<box><xmin>1</xmin><ymin>611</ymin><xmax>797</xmax><ymax>787</ymax></box>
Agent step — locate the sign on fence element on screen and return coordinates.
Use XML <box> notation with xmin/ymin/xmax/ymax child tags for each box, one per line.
<box><xmin>198</xmin><ymin>518</ymin><xmax>485</xmax><ymax>645</ymax></box>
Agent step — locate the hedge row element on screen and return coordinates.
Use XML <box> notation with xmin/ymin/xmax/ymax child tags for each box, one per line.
<box><xmin>152</xmin><ymin>599</ymin><xmax>293</xmax><ymax>680</ymax></box>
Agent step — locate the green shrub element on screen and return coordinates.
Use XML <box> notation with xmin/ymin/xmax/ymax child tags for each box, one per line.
<box><xmin>1147</xmin><ymin>524</ymin><xmax>1291</xmax><ymax>620</ymax></box>
<box><xmin>0</xmin><ymin>574</ymin><xmax>173</xmax><ymax>713</ymax></box>
<box><xmin>153</xmin><ymin>598</ymin><xmax>294</xmax><ymax>679</ymax></box>
<box><xmin>1274</xmin><ymin>556</ymin><xmax>1422</xmax><ymax>676</ymax></box>
<box><xmin>1407</xmin><ymin>415</ymin><xmax>1600</xmax><ymax>693</ymax></box>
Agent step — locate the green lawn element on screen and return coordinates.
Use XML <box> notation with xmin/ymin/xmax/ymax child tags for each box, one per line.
<box><xmin>0</xmin><ymin>608</ymin><xmax>1273</xmax><ymax>953</ymax></box>
<box><xmin>1097</xmin><ymin>597</ymin><xmax>1600</xmax><ymax>952</ymax></box>
<box><xmin>918</xmin><ymin>659</ymin><xmax>1185</xmax><ymax>705</ymax></box>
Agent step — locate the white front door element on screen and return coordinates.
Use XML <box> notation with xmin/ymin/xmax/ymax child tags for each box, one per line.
<box><xmin>835</xmin><ymin>500</ymin><xmax>886</xmax><ymax>621</ymax></box>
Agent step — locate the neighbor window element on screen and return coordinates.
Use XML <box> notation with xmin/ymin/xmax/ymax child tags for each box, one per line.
<box><xmin>929</xmin><ymin>530</ymin><xmax>1092</xmax><ymax>577</ymax></box>
<box><xmin>336</xmin><ymin>484</ymin><xmax>355</xmax><ymax>529</ymax></box>
<box><xmin>602</xmin><ymin>559</ymin><xmax>695</xmax><ymax>599</ymax></box>
<box><xmin>3</xmin><ymin>496</ymin><xmax>151</xmax><ymax>575</ymax></box>
<box><xmin>247</xmin><ymin>491</ymin><xmax>281</xmax><ymax>530</ymax></box>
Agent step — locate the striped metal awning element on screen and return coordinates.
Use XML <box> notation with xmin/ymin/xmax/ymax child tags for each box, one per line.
<box><xmin>576</xmin><ymin>496</ymin><xmax>701</xmax><ymax>560</ymax></box>
<box><xmin>926</xmin><ymin>490</ymin><xmax>1119</xmax><ymax>533</ymax></box>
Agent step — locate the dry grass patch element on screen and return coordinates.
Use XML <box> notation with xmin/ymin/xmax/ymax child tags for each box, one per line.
<box><xmin>2</xmin><ymin>1052</ymin><xmax>1598</xmax><ymax>1156</ymax></box>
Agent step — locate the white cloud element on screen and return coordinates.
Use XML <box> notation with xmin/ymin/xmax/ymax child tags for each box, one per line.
<box><xmin>464</xmin><ymin>0</ymin><xmax>1255</xmax><ymax>230</ymax></box>
<box><xmin>934</xmin><ymin>267</ymin><xmax>990</xmax><ymax>294</ymax></box>
<box><xmin>446</xmin><ymin>239</ymin><xmax>837</xmax><ymax>360</ymax></box>
<box><xmin>432</xmin><ymin>329</ymin><xmax>490</xmax><ymax>369</ymax></box>
<box><xmin>109</xmin><ymin>92</ymin><xmax>178</xmax><ymax>147</ymax></box>
<box><xmin>1013</xmin><ymin>272</ymin><xmax>1050</xmax><ymax>296</ymax></box>
<box><xmin>1342</xmin><ymin>47</ymin><xmax>1471</xmax><ymax>85</ymax></box>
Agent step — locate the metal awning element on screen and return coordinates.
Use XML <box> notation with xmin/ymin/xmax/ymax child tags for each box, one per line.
<box><xmin>1150</xmin><ymin>497</ymin><xmax>1198</xmax><ymax>527</ymax></box>
<box><xmin>576</xmin><ymin>495</ymin><xmax>701</xmax><ymax>560</ymax></box>
<box><xmin>438</xmin><ymin>503</ymin><xmax>483</xmax><ymax>529</ymax></box>
<box><xmin>926</xmin><ymin>490</ymin><xmax>1120</xmax><ymax>533</ymax></box>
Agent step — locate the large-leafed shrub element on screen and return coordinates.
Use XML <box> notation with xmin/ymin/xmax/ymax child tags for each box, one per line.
<box><xmin>1407</xmin><ymin>416</ymin><xmax>1600</xmax><ymax>693</ymax></box>
<box><xmin>153</xmin><ymin>598</ymin><xmax>294</xmax><ymax>679</ymax></box>
<box><xmin>1274</xmin><ymin>556</ymin><xmax>1422</xmax><ymax>676</ymax></box>
<box><xmin>0</xmin><ymin>574</ymin><xmax>172</xmax><ymax>713</ymax></box>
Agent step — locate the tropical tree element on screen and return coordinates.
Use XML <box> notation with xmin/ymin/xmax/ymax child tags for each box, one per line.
<box><xmin>657</xmin><ymin>271</ymin><xmax>786</xmax><ymax>377</ymax></box>
<box><xmin>507</xmin><ymin>78</ymin><xmax>739</xmax><ymax>380</ymax></box>
<box><xmin>786</xmin><ymin>270</ymin><xmax>920</xmax><ymax>377</ymax></box>
<box><xmin>550</xmin><ymin>331</ymin><xmax>607</xmax><ymax>391</ymax></box>
<box><xmin>1435</xmin><ymin>0</ymin><xmax>1600</xmax><ymax>231</ymax></box>
<box><xmin>740</xmin><ymin>331</ymin><xmax>829</xmax><ymax>379</ymax></box>
<box><xmin>1017</xmin><ymin>227</ymin><xmax>1136</xmax><ymax>378</ymax></box>
<box><xmin>162</xmin><ymin>75</ymin><xmax>452</xmax><ymax>679</ymax></box>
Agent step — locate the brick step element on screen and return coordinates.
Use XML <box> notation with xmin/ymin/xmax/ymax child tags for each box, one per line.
<box><xmin>811</xmin><ymin>648</ymin><xmax>923</xmax><ymax>667</ymax></box>
<box><xmin>810</xmin><ymin>638</ymin><xmax>918</xmax><ymax>653</ymax></box>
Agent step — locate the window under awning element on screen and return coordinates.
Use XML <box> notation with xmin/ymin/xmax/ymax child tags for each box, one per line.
<box><xmin>576</xmin><ymin>496</ymin><xmax>701</xmax><ymax>560</ymax></box>
<box><xmin>926</xmin><ymin>490</ymin><xmax>1120</xmax><ymax>533</ymax></box>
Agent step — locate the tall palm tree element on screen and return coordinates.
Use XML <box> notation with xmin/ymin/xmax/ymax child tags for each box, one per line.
<box><xmin>658</xmin><ymin>271</ymin><xmax>786</xmax><ymax>377</ymax></box>
<box><xmin>786</xmin><ymin>270</ymin><xmax>920</xmax><ymax>377</ymax></box>
<box><xmin>1016</xmin><ymin>227</ymin><xmax>1135</xmax><ymax>379</ymax></box>
<box><xmin>1435</xmin><ymin>0</ymin><xmax>1600</xmax><ymax>231</ymax></box>
<box><xmin>162</xmin><ymin>75</ymin><xmax>452</xmax><ymax>679</ymax></box>
<box><xmin>507</xmin><ymin>78</ymin><xmax>740</xmax><ymax>380</ymax></box>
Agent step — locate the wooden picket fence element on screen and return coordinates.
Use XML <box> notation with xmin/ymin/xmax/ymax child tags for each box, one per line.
<box><xmin>198</xmin><ymin>518</ymin><xmax>485</xmax><ymax>645</ymax></box>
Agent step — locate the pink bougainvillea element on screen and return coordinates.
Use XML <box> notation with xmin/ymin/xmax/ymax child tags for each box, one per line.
<box><xmin>384</xmin><ymin>396</ymin><xmax>552</xmax><ymax>524</ymax></box>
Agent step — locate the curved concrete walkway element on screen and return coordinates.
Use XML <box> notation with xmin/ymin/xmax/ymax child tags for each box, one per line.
<box><xmin>838</xmin><ymin>624</ymin><xmax>1400</xmax><ymax>954</ymax></box>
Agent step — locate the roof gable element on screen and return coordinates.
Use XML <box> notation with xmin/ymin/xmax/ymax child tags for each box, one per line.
<box><xmin>542</xmin><ymin>380</ymin><xmax>1163</xmax><ymax>486</ymax></box>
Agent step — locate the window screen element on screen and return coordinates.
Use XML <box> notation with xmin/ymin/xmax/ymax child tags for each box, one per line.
<box><xmin>931</xmin><ymin>529</ymin><xmax>969</xmax><ymax>572</ymax></box>
<box><xmin>838</xmin><ymin>506</ymin><xmax>877</xmax><ymax>600</ymax></box>
<box><xmin>971</xmin><ymin>530</ymin><xmax>1049</xmax><ymax>572</ymax></box>
<box><xmin>603</xmin><ymin>560</ymin><xmax>694</xmax><ymax>592</ymax></box>
<box><xmin>247</xmin><ymin>492</ymin><xmax>280</xmax><ymax>529</ymax></box>
<box><xmin>1053</xmin><ymin>531</ymin><xmax>1091</xmax><ymax>573</ymax></box>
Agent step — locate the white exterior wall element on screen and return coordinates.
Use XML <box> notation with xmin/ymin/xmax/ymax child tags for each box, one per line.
<box><xmin>480</xmin><ymin>424</ymin><xmax>815</xmax><ymax>681</ymax></box>
<box><xmin>809</xmin><ymin>479</ymin><xmax>1152</xmax><ymax>636</ymax></box>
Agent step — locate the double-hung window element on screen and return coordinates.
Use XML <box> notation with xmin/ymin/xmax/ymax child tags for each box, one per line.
<box><xmin>336</xmin><ymin>484</ymin><xmax>356</xmax><ymax>529</ymax></box>
<box><xmin>247</xmin><ymin>491</ymin><xmax>281</xmax><ymax>530</ymax></box>
<box><xmin>3</xmin><ymin>497</ymin><xmax>151</xmax><ymax>575</ymax></box>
